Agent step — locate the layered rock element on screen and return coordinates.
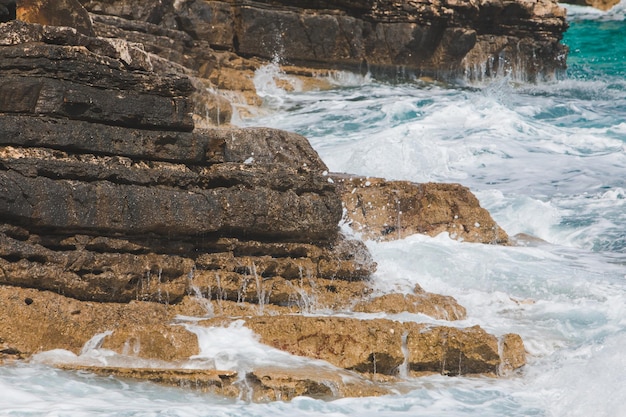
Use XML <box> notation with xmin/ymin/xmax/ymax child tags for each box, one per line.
<box><xmin>225</xmin><ymin>315</ymin><xmax>524</xmax><ymax>377</ymax></box>
<box><xmin>79</xmin><ymin>0</ymin><xmax>568</xmax><ymax>82</ymax></box>
<box><xmin>0</xmin><ymin>6</ymin><xmax>528</xmax><ymax>402</ymax></box>
<box><xmin>0</xmin><ymin>21</ymin><xmax>369</xmax><ymax>306</ymax></box>
<box><xmin>333</xmin><ymin>175</ymin><xmax>509</xmax><ymax>244</ymax></box>
<box><xmin>0</xmin><ymin>284</ymin><xmax>526</xmax><ymax>401</ymax></box>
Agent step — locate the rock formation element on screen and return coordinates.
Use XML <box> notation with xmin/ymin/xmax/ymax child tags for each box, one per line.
<box><xmin>79</xmin><ymin>0</ymin><xmax>568</xmax><ymax>82</ymax></box>
<box><xmin>333</xmin><ymin>174</ymin><xmax>509</xmax><ymax>244</ymax></box>
<box><xmin>0</xmin><ymin>19</ymin><xmax>372</xmax><ymax>304</ymax></box>
<box><xmin>0</xmin><ymin>0</ymin><xmax>532</xmax><ymax>401</ymax></box>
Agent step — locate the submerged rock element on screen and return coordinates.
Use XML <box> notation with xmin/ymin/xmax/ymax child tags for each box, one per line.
<box><xmin>53</xmin><ymin>364</ymin><xmax>390</xmax><ymax>401</ymax></box>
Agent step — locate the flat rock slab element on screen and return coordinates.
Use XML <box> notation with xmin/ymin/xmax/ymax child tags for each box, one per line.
<box><xmin>203</xmin><ymin>315</ymin><xmax>526</xmax><ymax>377</ymax></box>
<box><xmin>0</xmin><ymin>75</ymin><xmax>193</xmax><ymax>131</ymax></box>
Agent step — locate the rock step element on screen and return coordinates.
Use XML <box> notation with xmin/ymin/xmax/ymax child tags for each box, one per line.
<box><xmin>215</xmin><ymin>315</ymin><xmax>525</xmax><ymax>377</ymax></box>
<box><xmin>0</xmin><ymin>169</ymin><xmax>340</xmax><ymax>239</ymax></box>
<box><xmin>0</xmin><ymin>116</ymin><xmax>327</xmax><ymax>170</ymax></box>
<box><xmin>53</xmin><ymin>364</ymin><xmax>391</xmax><ymax>401</ymax></box>
<box><xmin>0</xmin><ymin>75</ymin><xmax>193</xmax><ymax>131</ymax></box>
<box><xmin>0</xmin><ymin>228</ymin><xmax>375</xmax><ymax>303</ymax></box>
<box><xmin>0</xmin><ymin>286</ymin><xmax>525</xmax><ymax>388</ymax></box>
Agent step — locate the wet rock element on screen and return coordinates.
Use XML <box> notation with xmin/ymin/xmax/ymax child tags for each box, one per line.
<box><xmin>191</xmin><ymin>269</ymin><xmax>374</xmax><ymax>313</ymax></box>
<box><xmin>498</xmin><ymin>333</ymin><xmax>526</xmax><ymax>374</ymax></box>
<box><xmin>333</xmin><ymin>174</ymin><xmax>509</xmax><ymax>244</ymax></box>
<box><xmin>0</xmin><ymin>336</ymin><xmax>23</xmax><ymax>363</ymax></box>
<box><xmin>51</xmin><ymin>364</ymin><xmax>390</xmax><ymax>401</ymax></box>
<box><xmin>58</xmin><ymin>365</ymin><xmax>239</xmax><ymax>394</ymax></box>
<box><xmin>215</xmin><ymin>315</ymin><xmax>525</xmax><ymax>376</ymax></box>
<box><xmin>405</xmin><ymin>324</ymin><xmax>501</xmax><ymax>376</ymax></box>
<box><xmin>0</xmin><ymin>8</ymin><xmax>529</xmax><ymax>401</ymax></box>
<box><xmin>0</xmin><ymin>286</ymin><xmax>198</xmax><ymax>360</ymax></box>
<box><xmin>246</xmin><ymin>366</ymin><xmax>390</xmax><ymax>401</ymax></box>
<box><xmin>0</xmin><ymin>21</ymin><xmax>364</xmax><ymax>307</ymax></box>
<box><xmin>353</xmin><ymin>287</ymin><xmax>467</xmax><ymax>321</ymax></box>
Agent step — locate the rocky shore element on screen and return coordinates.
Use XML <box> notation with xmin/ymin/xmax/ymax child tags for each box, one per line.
<box><xmin>0</xmin><ymin>0</ymin><xmax>570</xmax><ymax>401</ymax></box>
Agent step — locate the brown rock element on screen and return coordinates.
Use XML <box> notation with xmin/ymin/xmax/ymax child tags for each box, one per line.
<box><xmin>405</xmin><ymin>324</ymin><xmax>502</xmax><ymax>376</ymax></box>
<box><xmin>353</xmin><ymin>289</ymin><xmax>467</xmax><ymax>321</ymax></box>
<box><xmin>58</xmin><ymin>365</ymin><xmax>239</xmax><ymax>394</ymax></box>
<box><xmin>213</xmin><ymin>315</ymin><xmax>405</xmax><ymax>375</ymax></box>
<box><xmin>191</xmin><ymin>270</ymin><xmax>373</xmax><ymax>313</ymax></box>
<box><xmin>0</xmin><ymin>286</ymin><xmax>198</xmax><ymax>359</ymax></box>
<box><xmin>17</xmin><ymin>0</ymin><xmax>94</xmax><ymax>36</ymax></box>
<box><xmin>215</xmin><ymin>315</ymin><xmax>525</xmax><ymax>376</ymax></box>
<box><xmin>0</xmin><ymin>9</ymin><xmax>529</xmax><ymax>403</ymax></box>
<box><xmin>0</xmin><ymin>336</ymin><xmax>23</xmax><ymax>363</ymax></box>
<box><xmin>51</xmin><ymin>364</ymin><xmax>390</xmax><ymax>401</ymax></box>
<box><xmin>0</xmin><ymin>224</ymin><xmax>373</xmax><ymax>304</ymax></box>
<box><xmin>247</xmin><ymin>366</ymin><xmax>390</xmax><ymax>401</ymax></box>
<box><xmin>499</xmin><ymin>333</ymin><xmax>526</xmax><ymax>374</ymax></box>
<box><xmin>333</xmin><ymin>174</ymin><xmax>509</xmax><ymax>244</ymax></box>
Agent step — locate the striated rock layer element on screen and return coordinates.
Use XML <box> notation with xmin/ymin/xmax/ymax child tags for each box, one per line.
<box><xmin>0</xmin><ymin>7</ymin><xmax>528</xmax><ymax>401</ymax></box>
<box><xmin>0</xmin><ymin>20</ymin><xmax>369</xmax><ymax>305</ymax></box>
<box><xmin>78</xmin><ymin>0</ymin><xmax>568</xmax><ymax>82</ymax></box>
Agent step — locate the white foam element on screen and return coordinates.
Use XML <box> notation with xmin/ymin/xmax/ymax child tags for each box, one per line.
<box><xmin>186</xmin><ymin>320</ymin><xmax>339</xmax><ymax>374</ymax></box>
<box><xmin>564</xmin><ymin>1</ymin><xmax>626</xmax><ymax>21</ymax></box>
<box><xmin>3</xmin><ymin>35</ymin><xmax>626</xmax><ymax>416</ymax></box>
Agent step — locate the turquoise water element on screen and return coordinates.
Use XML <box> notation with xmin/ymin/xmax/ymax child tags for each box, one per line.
<box><xmin>2</xmin><ymin>4</ymin><xmax>626</xmax><ymax>416</ymax></box>
<box><xmin>565</xmin><ymin>20</ymin><xmax>626</xmax><ymax>78</ymax></box>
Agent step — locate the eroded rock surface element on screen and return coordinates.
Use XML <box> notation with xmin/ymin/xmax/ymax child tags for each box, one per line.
<box><xmin>204</xmin><ymin>315</ymin><xmax>524</xmax><ymax>377</ymax></box>
<box><xmin>0</xmin><ymin>5</ymin><xmax>528</xmax><ymax>401</ymax></box>
<box><xmin>353</xmin><ymin>286</ymin><xmax>467</xmax><ymax>321</ymax></box>
<box><xmin>0</xmin><ymin>285</ymin><xmax>526</xmax><ymax>401</ymax></box>
<box><xmin>0</xmin><ymin>22</ymin><xmax>372</xmax><ymax>305</ymax></box>
<box><xmin>333</xmin><ymin>175</ymin><xmax>509</xmax><ymax>244</ymax></box>
<box><xmin>79</xmin><ymin>0</ymin><xmax>568</xmax><ymax>82</ymax></box>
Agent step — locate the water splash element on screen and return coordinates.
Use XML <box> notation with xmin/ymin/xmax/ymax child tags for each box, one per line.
<box><xmin>253</xmin><ymin>58</ymin><xmax>303</xmax><ymax>108</ymax></box>
<box><xmin>79</xmin><ymin>331</ymin><xmax>113</xmax><ymax>356</ymax></box>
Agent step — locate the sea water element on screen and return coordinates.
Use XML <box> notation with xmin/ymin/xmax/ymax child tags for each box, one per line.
<box><xmin>1</xmin><ymin>3</ymin><xmax>625</xmax><ymax>416</ymax></box>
